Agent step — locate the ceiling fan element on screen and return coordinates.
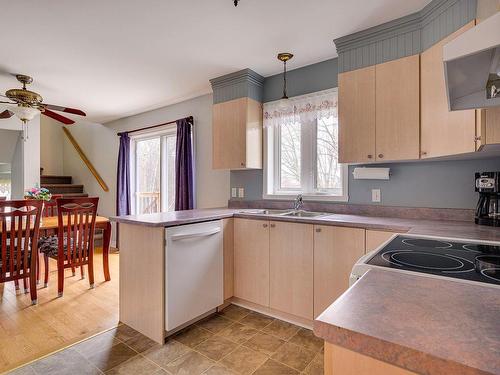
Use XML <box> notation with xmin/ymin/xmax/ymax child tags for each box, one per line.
<box><xmin>0</xmin><ymin>74</ymin><xmax>86</xmax><ymax>139</ymax></box>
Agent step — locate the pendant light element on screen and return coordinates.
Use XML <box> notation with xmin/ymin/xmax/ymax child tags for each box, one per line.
<box><xmin>276</xmin><ymin>53</ymin><xmax>293</xmax><ymax>111</ymax></box>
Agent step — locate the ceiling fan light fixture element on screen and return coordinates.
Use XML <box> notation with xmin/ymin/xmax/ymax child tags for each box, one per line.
<box><xmin>12</xmin><ymin>105</ymin><xmax>40</xmax><ymax>122</ymax></box>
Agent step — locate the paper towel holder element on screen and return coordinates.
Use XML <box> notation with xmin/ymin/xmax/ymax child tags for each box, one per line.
<box><xmin>352</xmin><ymin>167</ymin><xmax>391</xmax><ymax>180</ymax></box>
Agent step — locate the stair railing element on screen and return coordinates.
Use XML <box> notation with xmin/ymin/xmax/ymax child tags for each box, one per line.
<box><xmin>62</xmin><ymin>127</ymin><xmax>109</xmax><ymax>192</ymax></box>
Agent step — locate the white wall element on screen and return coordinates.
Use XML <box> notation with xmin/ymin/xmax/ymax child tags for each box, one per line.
<box><xmin>40</xmin><ymin>117</ymin><xmax>64</xmax><ymax>175</ymax></box>
<box><xmin>61</xmin><ymin>94</ymin><xmax>229</xmax><ymax>240</ymax></box>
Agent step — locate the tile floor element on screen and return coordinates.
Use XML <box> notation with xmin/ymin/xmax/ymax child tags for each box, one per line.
<box><xmin>7</xmin><ymin>304</ymin><xmax>324</xmax><ymax>375</ymax></box>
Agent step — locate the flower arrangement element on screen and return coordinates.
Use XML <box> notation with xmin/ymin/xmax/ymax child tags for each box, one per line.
<box><xmin>25</xmin><ymin>187</ymin><xmax>52</xmax><ymax>201</ymax></box>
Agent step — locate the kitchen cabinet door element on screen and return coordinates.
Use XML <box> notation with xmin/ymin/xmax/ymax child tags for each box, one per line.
<box><xmin>234</xmin><ymin>218</ymin><xmax>270</xmax><ymax>306</ymax></box>
<box><xmin>269</xmin><ymin>221</ymin><xmax>314</xmax><ymax>319</ymax></box>
<box><xmin>212</xmin><ymin>97</ymin><xmax>262</xmax><ymax>170</ymax></box>
<box><xmin>376</xmin><ymin>55</ymin><xmax>420</xmax><ymax>161</ymax></box>
<box><xmin>478</xmin><ymin>108</ymin><xmax>500</xmax><ymax>147</ymax></box>
<box><xmin>421</xmin><ymin>21</ymin><xmax>477</xmax><ymax>159</ymax></box>
<box><xmin>338</xmin><ymin>66</ymin><xmax>376</xmax><ymax>163</ymax></box>
<box><xmin>223</xmin><ymin>218</ymin><xmax>234</xmax><ymax>300</ymax></box>
<box><xmin>365</xmin><ymin>230</ymin><xmax>400</xmax><ymax>253</ymax></box>
<box><xmin>314</xmin><ymin>226</ymin><xmax>365</xmax><ymax>318</ymax></box>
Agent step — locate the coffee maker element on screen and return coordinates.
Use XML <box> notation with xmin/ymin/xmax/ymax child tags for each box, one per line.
<box><xmin>475</xmin><ymin>172</ymin><xmax>500</xmax><ymax>226</ymax></box>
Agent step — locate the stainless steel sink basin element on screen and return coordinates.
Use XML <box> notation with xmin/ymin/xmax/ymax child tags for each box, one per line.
<box><xmin>241</xmin><ymin>209</ymin><xmax>291</xmax><ymax>215</ymax></box>
<box><xmin>282</xmin><ymin>210</ymin><xmax>328</xmax><ymax>218</ymax></box>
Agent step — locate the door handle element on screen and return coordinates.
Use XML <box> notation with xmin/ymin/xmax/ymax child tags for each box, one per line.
<box><xmin>170</xmin><ymin>228</ymin><xmax>221</xmax><ymax>241</ymax></box>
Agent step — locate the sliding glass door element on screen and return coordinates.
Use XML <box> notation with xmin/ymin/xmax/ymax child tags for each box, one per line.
<box><xmin>131</xmin><ymin>128</ymin><xmax>177</xmax><ymax>214</ymax></box>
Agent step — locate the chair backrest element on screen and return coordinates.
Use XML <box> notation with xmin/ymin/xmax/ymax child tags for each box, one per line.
<box><xmin>43</xmin><ymin>194</ymin><xmax>63</xmax><ymax>217</ymax></box>
<box><xmin>57</xmin><ymin>197</ymin><xmax>99</xmax><ymax>265</ymax></box>
<box><xmin>0</xmin><ymin>200</ymin><xmax>42</xmax><ymax>282</ymax></box>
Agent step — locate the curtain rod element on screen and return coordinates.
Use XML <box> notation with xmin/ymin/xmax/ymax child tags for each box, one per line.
<box><xmin>117</xmin><ymin>116</ymin><xmax>193</xmax><ymax>136</ymax></box>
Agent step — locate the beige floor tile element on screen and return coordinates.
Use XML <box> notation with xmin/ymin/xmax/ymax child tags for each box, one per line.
<box><xmin>31</xmin><ymin>348</ymin><xmax>101</xmax><ymax>375</ymax></box>
<box><xmin>113</xmin><ymin>324</ymin><xmax>141</xmax><ymax>342</ymax></box>
<box><xmin>144</xmin><ymin>339</ymin><xmax>191</xmax><ymax>368</ymax></box>
<box><xmin>74</xmin><ymin>330</ymin><xmax>121</xmax><ymax>358</ymax></box>
<box><xmin>217</xmin><ymin>322</ymin><xmax>258</xmax><ymax>344</ymax></box>
<box><xmin>271</xmin><ymin>342</ymin><xmax>316</xmax><ymax>372</ymax></box>
<box><xmin>303</xmin><ymin>358</ymin><xmax>324</xmax><ymax>375</ymax></box>
<box><xmin>217</xmin><ymin>305</ymin><xmax>251</xmax><ymax>322</ymax></box>
<box><xmin>289</xmin><ymin>329</ymin><xmax>324</xmax><ymax>352</ymax></box>
<box><xmin>204</xmin><ymin>364</ymin><xmax>238</xmax><ymax>375</ymax></box>
<box><xmin>243</xmin><ymin>332</ymin><xmax>284</xmax><ymax>356</ymax></box>
<box><xmin>174</xmin><ymin>326</ymin><xmax>213</xmax><ymax>348</ymax></box>
<box><xmin>253</xmin><ymin>359</ymin><xmax>299</xmax><ymax>374</ymax></box>
<box><xmin>239</xmin><ymin>312</ymin><xmax>274</xmax><ymax>330</ymax></box>
<box><xmin>87</xmin><ymin>342</ymin><xmax>138</xmax><ymax>372</ymax></box>
<box><xmin>261</xmin><ymin>320</ymin><xmax>300</xmax><ymax>341</ymax></box>
<box><xmin>220</xmin><ymin>346</ymin><xmax>267</xmax><ymax>375</ymax></box>
<box><xmin>104</xmin><ymin>354</ymin><xmax>160</xmax><ymax>374</ymax></box>
<box><xmin>164</xmin><ymin>351</ymin><xmax>214</xmax><ymax>375</ymax></box>
<box><xmin>196</xmin><ymin>314</ymin><xmax>234</xmax><ymax>334</ymax></box>
<box><xmin>194</xmin><ymin>336</ymin><xmax>237</xmax><ymax>361</ymax></box>
<box><xmin>123</xmin><ymin>332</ymin><xmax>159</xmax><ymax>353</ymax></box>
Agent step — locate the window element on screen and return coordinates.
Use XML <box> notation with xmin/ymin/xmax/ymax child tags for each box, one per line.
<box><xmin>263</xmin><ymin>88</ymin><xmax>347</xmax><ymax>201</ymax></box>
<box><xmin>130</xmin><ymin>127</ymin><xmax>177</xmax><ymax>214</ymax></box>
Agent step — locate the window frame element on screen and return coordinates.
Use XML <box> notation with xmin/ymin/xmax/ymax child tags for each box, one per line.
<box><xmin>129</xmin><ymin>125</ymin><xmax>178</xmax><ymax>215</ymax></box>
<box><xmin>263</xmin><ymin>90</ymin><xmax>348</xmax><ymax>202</ymax></box>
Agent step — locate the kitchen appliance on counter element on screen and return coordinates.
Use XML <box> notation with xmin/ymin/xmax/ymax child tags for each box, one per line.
<box><xmin>475</xmin><ymin>171</ymin><xmax>500</xmax><ymax>226</ymax></box>
<box><xmin>351</xmin><ymin>233</ymin><xmax>500</xmax><ymax>287</ymax></box>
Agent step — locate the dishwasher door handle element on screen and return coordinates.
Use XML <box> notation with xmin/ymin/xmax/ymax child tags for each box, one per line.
<box><xmin>170</xmin><ymin>228</ymin><xmax>221</xmax><ymax>241</ymax></box>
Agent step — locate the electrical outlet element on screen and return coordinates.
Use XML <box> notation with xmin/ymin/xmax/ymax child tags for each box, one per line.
<box><xmin>238</xmin><ymin>188</ymin><xmax>245</xmax><ymax>198</ymax></box>
<box><xmin>372</xmin><ymin>189</ymin><xmax>381</xmax><ymax>203</ymax></box>
<box><xmin>231</xmin><ymin>188</ymin><xmax>237</xmax><ymax>198</ymax></box>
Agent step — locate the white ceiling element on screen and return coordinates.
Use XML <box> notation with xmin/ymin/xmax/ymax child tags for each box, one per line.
<box><xmin>1</xmin><ymin>0</ymin><xmax>431</xmax><ymax>123</ymax></box>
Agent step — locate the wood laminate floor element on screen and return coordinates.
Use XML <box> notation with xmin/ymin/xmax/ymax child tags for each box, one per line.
<box><xmin>0</xmin><ymin>247</ymin><xmax>119</xmax><ymax>373</ymax></box>
<box><xmin>8</xmin><ymin>305</ymin><xmax>324</xmax><ymax>375</ymax></box>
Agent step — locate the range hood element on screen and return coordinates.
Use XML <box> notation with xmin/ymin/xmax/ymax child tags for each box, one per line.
<box><xmin>443</xmin><ymin>11</ymin><xmax>500</xmax><ymax>110</ymax></box>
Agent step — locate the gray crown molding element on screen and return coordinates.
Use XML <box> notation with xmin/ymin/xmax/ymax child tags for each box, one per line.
<box><xmin>210</xmin><ymin>68</ymin><xmax>265</xmax><ymax>104</ymax></box>
<box><xmin>335</xmin><ymin>0</ymin><xmax>477</xmax><ymax>73</ymax></box>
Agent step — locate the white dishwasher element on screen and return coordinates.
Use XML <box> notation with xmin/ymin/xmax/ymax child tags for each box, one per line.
<box><xmin>165</xmin><ymin>220</ymin><xmax>223</xmax><ymax>332</ymax></box>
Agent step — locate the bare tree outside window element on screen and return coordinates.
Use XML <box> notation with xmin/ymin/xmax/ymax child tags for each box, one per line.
<box><xmin>136</xmin><ymin>138</ymin><xmax>161</xmax><ymax>214</ymax></box>
<box><xmin>316</xmin><ymin>116</ymin><xmax>341</xmax><ymax>190</ymax></box>
<box><xmin>279</xmin><ymin>122</ymin><xmax>301</xmax><ymax>189</ymax></box>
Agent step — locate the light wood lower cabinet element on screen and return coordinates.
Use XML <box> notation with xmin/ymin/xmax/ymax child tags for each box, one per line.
<box><xmin>324</xmin><ymin>342</ymin><xmax>417</xmax><ymax>375</ymax></box>
<box><xmin>313</xmin><ymin>226</ymin><xmax>365</xmax><ymax>318</ymax></box>
<box><xmin>365</xmin><ymin>229</ymin><xmax>400</xmax><ymax>253</ymax></box>
<box><xmin>223</xmin><ymin>218</ymin><xmax>234</xmax><ymax>300</ymax></box>
<box><xmin>234</xmin><ymin>218</ymin><xmax>270</xmax><ymax>306</ymax></box>
<box><xmin>269</xmin><ymin>221</ymin><xmax>314</xmax><ymax>320</ymax></box>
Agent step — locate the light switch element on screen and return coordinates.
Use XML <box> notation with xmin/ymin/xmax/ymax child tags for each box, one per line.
<box><xmin>231</xmin><ymin>188</ymin><xmax>237</xmax><ymax>198</ymax></box>
<box><xmin>372</xmin><ymin>189</ymin><xmax>381</xmax><ymax>203</ymax></box>
<box><xmin>238</xmin><ymin>188</ymin><xmax>245</xmax><ymax>198</ymax></box>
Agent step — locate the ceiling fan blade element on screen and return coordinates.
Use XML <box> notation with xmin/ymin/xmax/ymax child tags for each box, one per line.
<box><xmin>43</xmin><ymin>104</ymin><xmax>86</xmax><ymax>116</ymax></box>
<box><xmin>0</xmin><ymin>109</ymin><xmax>14</xmax><ymax>119</ymax></box>
<box><xmin>42</xmin><ymin>109</ymin><xmax>75</xmax><ymax>125</ymax></box>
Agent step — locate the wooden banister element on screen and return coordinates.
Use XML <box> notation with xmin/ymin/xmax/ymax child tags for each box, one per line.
<box><xmin>62</xmin><ymin>127</ymin><xmax>109</xmax><ymax>192</ymax></box>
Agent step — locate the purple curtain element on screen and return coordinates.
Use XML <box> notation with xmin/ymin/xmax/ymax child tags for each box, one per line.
<box><xmin>116</xmin><ymin>133</ymin><xmax>131</xmax><ymax>216</ymax></box>
<box><xmin>175</xmin><ymin>117</ymin><xmax>194</xmax><ymax>210</ymax></box>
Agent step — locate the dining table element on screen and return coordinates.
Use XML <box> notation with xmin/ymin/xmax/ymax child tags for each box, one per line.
<box><xmin>39</xmin><ymin>216</ymin><xmax>112</xmax><ymax>281</ymax></box>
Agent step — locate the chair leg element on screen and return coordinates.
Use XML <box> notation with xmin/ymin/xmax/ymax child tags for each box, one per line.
<box><xmin>71</xmin><ymin>265</ymin><xmax>76</xmax><ymax>277</ymax></box>
<box><xmin>30</xmin><ymin>273</ymin><xmax>37</xmax><ymax>305</ymax></box>
<box><xmin>23</xmin><ymin>277</ymin><xmax>28</xmax><ymax>294</ymax></box>
<box><xmin>88</xmin><ymin>252</ymin><xmax>94</xmax><ymax>290</ymax></box>
<box><xmin>44</xmin><ymin>255</ymin><xmax>49</xmax><ymax>287</ymax></box>
<box><xmin>57</xmin><ymin>259</ymin><xmax>64</xmax><ymax>298</ymax></box>
<box><xmin>14</xmin><ymin>279</ymin><xmax>19</xmax><ymax>290</ymax></box>
<box><xmin>80</xmin><ymin>264</ymin><xmax>85</xmax><ymax>279</ymax></box>
<box><xmin>36</xmin><ymin>252</ymin><xmax>41</xmax><ymax>285</ymax></box>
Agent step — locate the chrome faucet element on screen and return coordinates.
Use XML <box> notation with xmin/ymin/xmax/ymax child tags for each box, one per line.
<box><xmin>293</xmin><ymin>194</ymin><xmax>303</xmax><ymax>211</ymax></box>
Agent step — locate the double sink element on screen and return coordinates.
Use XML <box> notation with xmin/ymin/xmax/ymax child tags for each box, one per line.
<box><xmin>241</xmin><ymin>209</ymin><xmax>329</xmax><ymax>218</ymax></box>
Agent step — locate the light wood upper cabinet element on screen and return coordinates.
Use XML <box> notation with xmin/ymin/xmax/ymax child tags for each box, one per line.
<box><xmin>212</xmin><ymin>97</ymin><xmax>262</xmax><ymax>170</ymax></box>
<box><xmin>234</xmin><ymin>218</ymin><xmax>270</xmax><ymax>306</ymax></box>
<box><xmin>269</xmin><ymin>221</ymin><xmax>314</xmax><ymax>320</ymax></box>
<box><xmin>339</xmin><ymin>66</ymin><xmax>376</xmax><ymax>163</ymax></box>
<box><xmin>375</xmin><ymin>55</ymin><xmax>420</xmax><ymax>161</ymax></box>
<box><xmin>477</xmin><ymin>108</ymin><xmax>500</xmax><ymax>148</ymax></box>
<box><xmin>314</xmin><ymin>226</ymin><xmax>365</xmax><ymax>318</ymax></box>
<box><xmin>420</xmin><ymin>21</ymin><xmax>477</xmax><ymax>159</ymax></box>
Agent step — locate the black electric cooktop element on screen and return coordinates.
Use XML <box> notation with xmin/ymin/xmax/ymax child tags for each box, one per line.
<box><xmin>367</xmin><ymin>236</ymin><xmax>500</xmax><ymax>286</ymax></box>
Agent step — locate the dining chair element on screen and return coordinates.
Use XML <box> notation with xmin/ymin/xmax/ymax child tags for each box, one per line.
<box><xmin>42</xmin><ymin>194</ymin><xmax>63</xmax><ymax>218</ymax></box>
<box><xmin>39</xmin><ymin>197</ymin><xmax>99</xmax><ymax>297</ymax></box>
<box><xmin>0</xmin><ymin>199</ymin><xmax>43</xmax><ymax>304</ymax></box>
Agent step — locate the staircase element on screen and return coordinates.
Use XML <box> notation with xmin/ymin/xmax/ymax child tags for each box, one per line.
<box><xmin>40</xmin><ymin>175</ymin><xmax>89</xmax><ymax>198</ymax></box>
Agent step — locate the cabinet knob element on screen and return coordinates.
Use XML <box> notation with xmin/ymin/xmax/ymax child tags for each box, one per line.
<box><xmin>474</xmin><ymin>136</ymin><xmax>481</xmax><ymax>141</ymax></box>
<box><xmin>263</xmin><ymin>223</ymin><xmax>268</xmax><ymax>228</ymax></box>
<box><xmin>240</xmin><ymin>162</ymin><xmax>245</xmax><ymax>167</ymax></box>
<box><xmin>421</xmin><ymin>151</ymin><xmax>427</xmax><ymax>156</ymax></box>
<box><xmin>270</xmin><ymin>223</ymin><xmax>276</xmax><ymax>228</ymax></box>
<box><xmin>315</xmin><ymin>228</ymin><xmax>322</xmax><ymax>233</ymax></box>
<box><xmin>367</xmin><ymin>154</ymin><xmax>373</xmax><ymax>159</ymax></box>
<box><xmin>378</xmin><ymin>154</ymin><xmax>384</xmax><ymax>159</ymax></box>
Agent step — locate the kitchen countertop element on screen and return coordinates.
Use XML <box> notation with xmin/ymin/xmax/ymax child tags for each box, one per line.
<box><xmin>314</xmin><ymin>269</ymin><xmax>500</xmax><ymax>375</ymax></box>
<box><xmin>111</xmin><ymin>208</ymin><xmax>500</xmax><ymax>242</ymax></box>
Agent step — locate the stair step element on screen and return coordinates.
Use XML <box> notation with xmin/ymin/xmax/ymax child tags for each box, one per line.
<box><xmin>41</xmin><ymin>184</ymin><xmax>84</xmax><ymax>194</ymax></box>
<box><xmin>60</xmin><ymin>193</ymin><xmax>89</xmax><ymax>198</ymax></box>
<box><xmin>41</xmin><ymin>175</ymin><xmax>73</xmax><ymax>184</ymax></box>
